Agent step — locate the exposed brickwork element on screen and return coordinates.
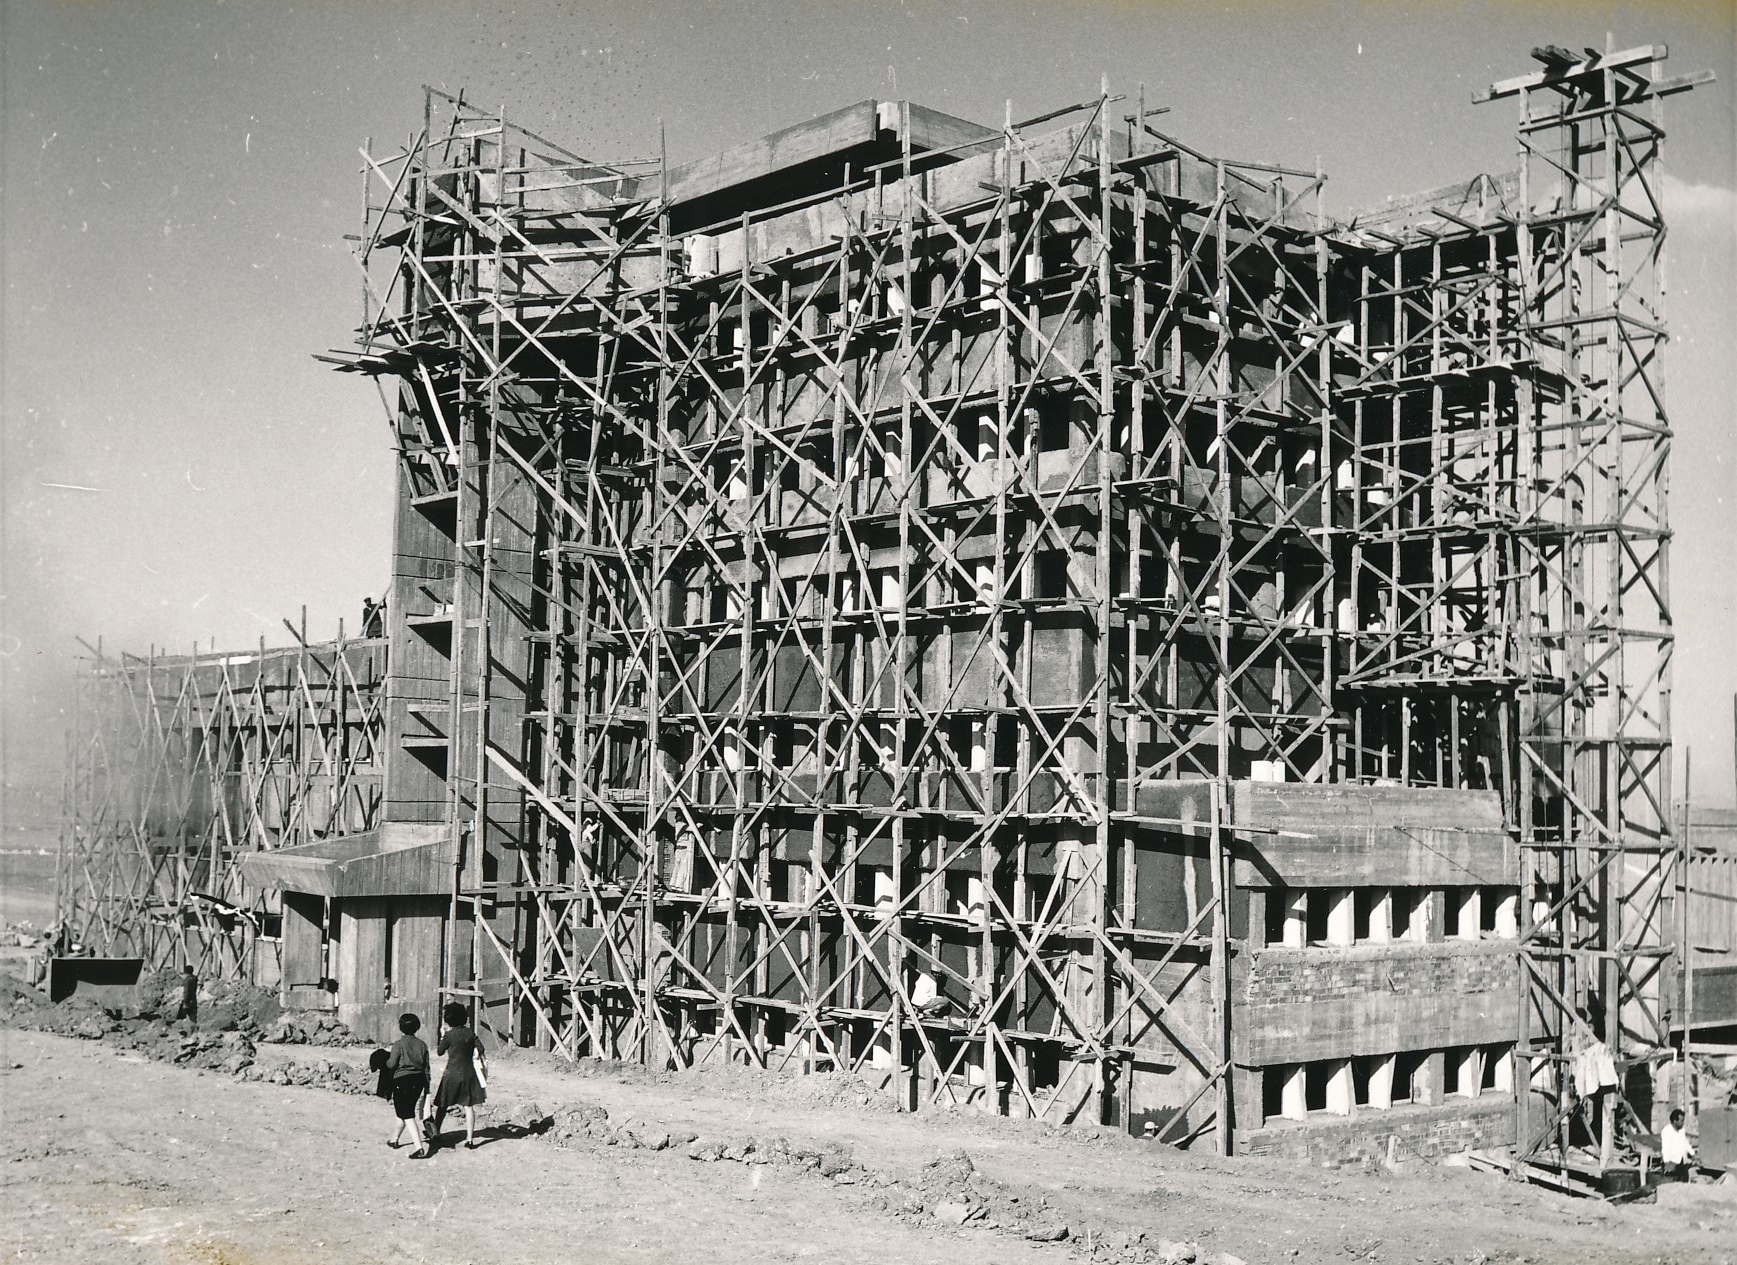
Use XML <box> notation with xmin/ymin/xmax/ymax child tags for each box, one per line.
<box><xmin>1240</xmin><ymin>942</ymin><xmax>1518</xmax><ymax>1007</ymax></box>
<box><xmin>1238</xmin><ymin>1097</ymin><xmax>1514</xmax><ymax>1165</ymax></box>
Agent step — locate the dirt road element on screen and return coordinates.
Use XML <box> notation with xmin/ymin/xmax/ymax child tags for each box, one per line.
<box><xmin>2</xmin><ymin>1025</ymin><xmax>1733</xmax><ymax>1265</ymax></box>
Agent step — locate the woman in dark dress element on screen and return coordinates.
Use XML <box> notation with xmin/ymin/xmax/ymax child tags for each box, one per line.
<box><xmin>427</xmin><ymin>1001</ymin><xmax>488</xmax><ymax>1150</ymax></box>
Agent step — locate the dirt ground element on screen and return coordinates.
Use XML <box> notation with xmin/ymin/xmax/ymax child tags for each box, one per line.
<box><xmin>3</xmin><ymin>1011</ymin><xmax>1736</xmax><ymax>1265</ymax></box>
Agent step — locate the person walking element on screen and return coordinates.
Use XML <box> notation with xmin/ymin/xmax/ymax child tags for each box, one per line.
<box><xmin>426</xmin><ymin>1002</ymin><xmax>488</xmax><ymax>1151</ymax></box>
<box><xmin>385</xmin><ymin>1012</ymin><xmax>433</xmax><ymax>1157</ymax></box>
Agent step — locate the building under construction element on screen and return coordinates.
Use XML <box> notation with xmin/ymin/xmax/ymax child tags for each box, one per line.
<box><xmin>59</xmin><ymin>43</ymin><xmax>1715</xmax><ymax>1172</ymax></box>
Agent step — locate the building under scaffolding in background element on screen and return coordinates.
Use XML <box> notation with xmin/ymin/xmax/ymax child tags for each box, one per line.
<box><xmin>60</xmin><ymin>42</ymin><xmax>1718</xmax><ymax>1175</ymax></box>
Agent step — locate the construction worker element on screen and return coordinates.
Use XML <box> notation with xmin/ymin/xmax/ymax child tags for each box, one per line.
<box><xmin>174</xmin><ymin>964</ymin><xmax>199</xmax><ymax>1030</ymax></box>
<box><xmin>1660</xmin><ymin>1108</ymin><xmax>1697</xmax><ymax>1181</ymax></box>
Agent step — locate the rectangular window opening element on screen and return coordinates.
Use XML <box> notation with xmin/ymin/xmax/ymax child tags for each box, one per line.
<box><xmin>1029</xmin><ymin>1042</ymin><xmax>1061</xmax><ymax>1092</ymax></box>
<box><xmin>1263</xmin><ymin>1065</ymin><xmax>1291</xmax><ymax>1122</ymax></box>
<box><xmin>1390</xmin><ymin>889</ymin><xmax>1419</xmax><ymax>941</ymax></box>
<box><xmin>1265</xmin><ymin>886</ymin><xmax>1290</xmax><ymax>944</ymax></box>
<box><xmin>1393</xmin><ymin>1051</ymin><xmax>1425</xmax><ymax>1104</ymax></box>
<box><xmin>1035</xmin><ymin>552</ymin><xmax>1069</xmax><ymax>600</ymax></box>
<box><xmin>1352</xmin><ymin>1056</ymin><xmax>1375</xmax><ymax>1108</ymax></box>
<box><xmin>763</xmin><ymin>1009</ymin><xmax>788</xmax><ymax>1049</ymax></box>
<box><xmin>1039</xmin><ymin>401</ymin><xmax>1071</xmax><ymax>452</ymax></box>
<box><xmin>1481</xmin><ymin>1044</ymin><xmax>1511</xmax><ymax>1093</ymax></box>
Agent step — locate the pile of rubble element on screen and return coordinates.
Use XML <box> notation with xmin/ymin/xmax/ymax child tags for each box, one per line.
<box><xmin>260</xmin><ymin>1012</ymin><xmax>365</xmax><ymax>1047</ymax></box>
<box><xmin>238</xmin><ymin>1055</ymin><xmax>376</xmax><ymax>1095</ymax></box>
<box><xmin>0</xmin><ymin>969</ymin><xmax>368</xmax><ymax>1088</ymax></box>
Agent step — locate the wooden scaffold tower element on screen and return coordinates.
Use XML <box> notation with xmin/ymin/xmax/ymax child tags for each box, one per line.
<box><xmin>1485</xmin><ymin>42</ymin><xmax>1707</xmax><ymax>1176</ymax></box>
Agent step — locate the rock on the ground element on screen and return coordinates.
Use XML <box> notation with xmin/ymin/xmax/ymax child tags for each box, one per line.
<box><xmin>195</xmin><ymin>1001</ymin><xmax>242</xmax><ymax>1033</ymax></box>
<box><xmin>505</xmin><ymin>1101</ymin><xmax>551</xmax><ymax>1133</ymax></box>
<box><xmin>547</xmin><ymin>1101</ymin><xmax>609</xmax><ymax>1146</ymax></box>
<box><xmin>815</xmin><ymin>1142</ymin><xmax>855</xmax><ymax>1177</ymax></box>
<box><xmin>922</xmin><ymin>1148</ymin><xmax>974</xmax><ymax>1188</ymax></box>
<box><xmin>1026</xmin><ymin>1223</ymin><xmax>1069</xmax><ymax>1243</ymax></box>
<box><xmin>265</xmin><ymin>1016</ymin><xmax>307</xmax><ymax>1044</ymax></box>
<box><xmin>932</xmin><ymin>1200</ymin><xmax>971</xmax><ymax>1225</ymax></box>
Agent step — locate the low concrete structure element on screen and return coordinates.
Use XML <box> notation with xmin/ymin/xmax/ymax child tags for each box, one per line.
<box><xmin>238</xmin><ymin>823</ymin><xmax>451</xmax><ymax>1040</ymax></box>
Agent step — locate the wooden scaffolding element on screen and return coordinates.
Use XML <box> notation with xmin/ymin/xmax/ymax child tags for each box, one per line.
<box><xmin>344</xmin><ymin>83</ymin><xmax>1358</xmax><ymax>1144</ymax></box>
<box><xmin>57</xmin><ymin>629</ymin><xmax>387</xmax><ymax>980</ymax></box>
<box><xmin>48</xmin><ymin>40</ymin><xmax>1696</xmax><ymax>1160</ymax></box>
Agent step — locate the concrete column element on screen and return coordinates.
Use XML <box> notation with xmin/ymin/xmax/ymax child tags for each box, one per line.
<box><xmin>1423</xmin><ymin>890</ymin><xmax>1446</xmax><ymax>943</ymax></box>
<box><xmin>1493</xmin><ymin>890</ymin><xmax>1519</xmax><ymax>939</ymax></box>
<box><xmin>1283</xmin><ymin>889</ymin><xmax>1307</xmax><ymax>948</ymax></box>
<box><xmin>1457</xmin><ymin>888</ymin><xmax>1482</xmax><ymax>941</ymax></box>
<box><xmin>1367</xmin><ymin>889</ymin><xmax>1392</xmax><ymax>943</ymax></box>
<box><xmin>1247</xmin><ymin>888</ymin><xmax>1268</xmax><ymax>948</ymax></box>
<box><xmin>973</xmin><ymin>562</ymin><xmax>994</xmax><ymax>609</ymax></box>
<box><xmin>969</xmin><ymin>721</ymin><xmax>988</xmax><ymax>772</ymax></box>
<box><xmin>1281</xmin><ymin>1064</ymin><xmax>1307</xmax><ymax>1121</ymax></box>
<box><xmin>1456</xmin><ymin>1047</ymin><xmax>1483</xmax><ymax>1097</ymax></box>
<box><xmin>1234</xmin><ymin>1065</ymin><xmax>1265</xmax><ymax>1130</ymax></box>
<box><xmin>1326</xmin><ymin>1059</ymin><xmax>1353</xmax><ymax>1115</ymax></box>
<box><xmin>1490</xmin><ymin>1046</ymin><xmax>1513</xmax><ymax>1093</ymax></box>
<box><xmin>1418</xmin><ymin>1051</ymin><xmax>1447</xmax><ymax>1106</ymax></box>
<box><xmin>872</xmin><ymin>867</ymin><xmax>895</xmax><ymax>915</ymax></box>
<box><xmin>1368</xmin><ymin>1055</ymin><xmax>1395</xmax><ymax>1110</ymax></box>
<box><xmin>1403</xmin><ymin>890</ymin><xmax>1429</xmax><ymax>941</ymax></box>
<box><xmin>1326</xmin><ymin>889</ymin><xmax>1355</xmax><ymax>947</ymax></box>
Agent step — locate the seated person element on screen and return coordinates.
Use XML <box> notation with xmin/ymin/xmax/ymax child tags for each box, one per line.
<box><xmin>1660</xmin><ymin>1108</ymin><xmax>1696</xmax><ymax>1180</ymax></box>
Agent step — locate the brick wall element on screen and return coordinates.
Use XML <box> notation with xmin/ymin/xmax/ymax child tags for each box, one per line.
<box><xmin>1234</xmin><ymin>942</ymin><xmax>1519</xmax><ymax>1064</ymax></box>
<box><xmin>1241</xmin><ymin>941</ymin><xmax>1517</xmax><ymax>1005</ymax></box>
<box><xmin>1238</xmin><ymin>1097</ymin><xmax>1514</xmax><ymax>1165</ymax></box>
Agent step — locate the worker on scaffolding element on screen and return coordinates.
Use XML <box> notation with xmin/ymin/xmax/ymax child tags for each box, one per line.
<box><xmin>361</xmin><ymin>596</ymin><xmax>386</xmax><ymax>640</ymax></box>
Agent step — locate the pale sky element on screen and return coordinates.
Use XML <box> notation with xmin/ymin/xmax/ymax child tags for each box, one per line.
<box><xmin>4</xmin><ymin>0</ymin><xmax>1733</xmax><ymax>821</ymax></box>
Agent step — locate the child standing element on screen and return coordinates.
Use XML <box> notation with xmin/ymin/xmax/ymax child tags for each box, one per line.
<box><xmin>385</xmin><ymin>1012</ymin><xmax>432</xmax><ymax>1158</ymax></box>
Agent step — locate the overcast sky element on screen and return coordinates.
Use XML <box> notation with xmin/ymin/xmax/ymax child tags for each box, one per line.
<box><xmin>3</xmin><ymin>0</ymin><xmax>1733</xmax><ymax>821</ymax></box>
